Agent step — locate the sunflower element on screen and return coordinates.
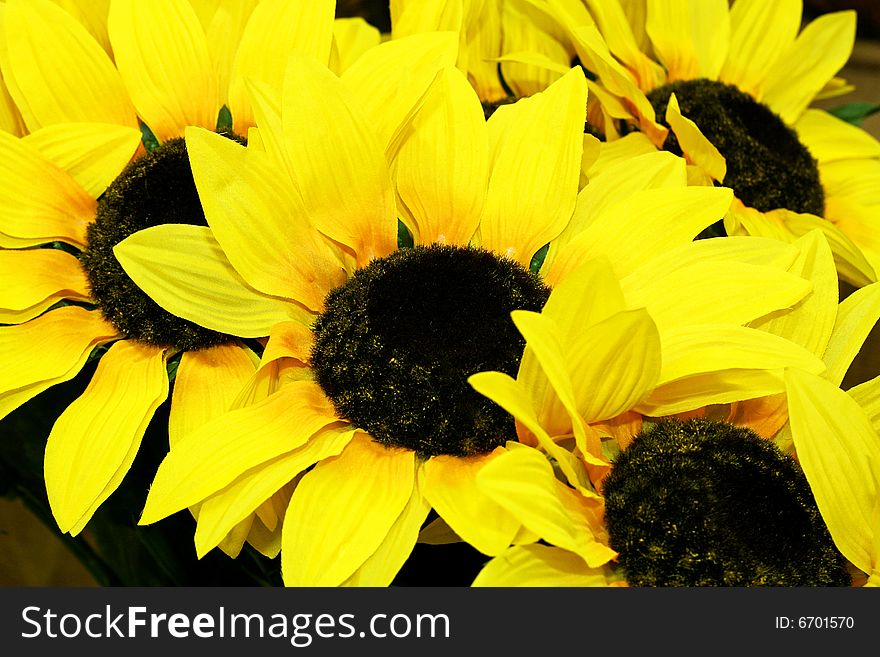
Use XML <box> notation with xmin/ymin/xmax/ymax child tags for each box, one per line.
<box><xmin>536</xmin><ymin>0</ymin><xmax>880</xmax><ymax>287</ymax></box>
<box><xmin>0</xmin><ymin>0</ymin><xmax>410</xmax><ymax>545</ymax></box>
<box><xmin>469</xmin><ymin>230</ymin><xmax>880</xmax><ymax>586</ymax></box>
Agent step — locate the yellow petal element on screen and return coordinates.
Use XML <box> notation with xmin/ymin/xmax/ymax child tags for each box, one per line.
<box><xmin>330</xmin><ymin>17</ymin><xmax>381</xmax><ymax>75</ymax></box>
<box><xmin>281</xmin><ymin>434</ymin><xmax>416</xmax><ymax>586</ymax></box>
<box><xmin>168</xmin><ymin>343</ymin><xmax>258</xmax><ymax>448</ymax></box>
<box><xmin>645</xmin><ymin>0</ymin><xmax>729</xmax><ymax>82</ymax></box>
<box><xmin>665</xmin><ymin>93</ymin><xmax>727</xmax><ymax>182</ymax></box>
<box><xmin>796</xmin><ymin>109</ymin><xmax>880</xmax><ymax>165</ymax></box>
<box><xmin>342</xmin><ymin>31</ymin><xmax>459</xmax><ymax>159</ymax></box>
<box><xmin>472</xmin><ymin>544</ymin><xmax>620</xmax><ymax>587</ymax></box>
<box><xmin>761</xmin><ymin>11</ymin><xmax>856</xmax><ymax>124</ymax></box>
<box><xmin>547</xmin><ymin>186</ymin><xmax>733</xmax><ymax>284</ymax></box>
<box><xmin>468</xmin><ymin>370</ymin><xmax>596</xmax><ymax>497</ymax></box>
<box><xmin>45</xmin><ymin>340</ymin><xmax>168</xmax><ymax>534</ymax></box>
<box><xmin>184</xmin><ymin>126</ymin><xmax>347</xmax><ymax>309</ymax></box>
<box><xmin>725</xmin><ymin>200</ymin><xmax>877</xmax><ymax>288</ymax></box>
<box><xmin>622</xmin><ymin>259</ymin><xmax>811</xmax><ymax>335</ymax></box>
<box><xmin>849</xmin><ymin>375</ymin><xmax>880</xmax><ymax>435</ymax></box>
<box><xmin>395</xmin><ymin>66</ymin><xmax>487</xmax><ymax>246</ymax></box>
<box><xmin>641</xmin><ymin>324</ymin><xmax>827</xmax><ymax>415</ymax></box>
<box><xmin>195</xmin><ymin>425</ymin><xmax>355</xmax><ymax>558</ymax></box>
<box><xmin>476</xmin><ymin>446</ymin><xmax>616</xmax><ymax>568</ymax></box>
<box><xmin>0</xmin><ymin>130</ymin><xmax>96</xmax><ymax>248</ymax></box>
<box><xmin>0</xmin><ymin>306</ymin><xmax>116</xmax><ymax>420</ymax></box>
<box><xmin>140</xmin><ymin>380</ymin><xmax>338</xmax><ymax>524</ymax></box>
<box><xmin>114</xmin><ymin>224</ymin><xmax>309</xmax><ymax>338</ymax></box>
<box><xmin>4</xmin><ymin>0</ymin><xmax>137</xmax><ymax>131</ymax></box>
<box><xmin>718</xmin><ymin>0</ymin><xmax>802</xmax><ymax>98</ymax></box>
<box><xmin>786</xmin><ymin>369</ymin><xmax>879</xmax><ymax>575</ymax></box>
<box><xmin>228</xmin><ymin>0</ymin><xmax>336</xmax><ymax>133</ymax></box>
<box><xmin>282</xmin><ymin>53</ymin><xmax>396</xmax><ymax>267</ymax></box>
<box><xmin>342</xmin><ymin>465</ymin><xmax>432</xmax><ymax>586</ymax></box>
<box><xmin>481</xmin><ymin>67</ymin><xmax>587</xmax><ymax>267</ymax></box>
<box><xmin>497</xmin><ymin>2</ymin><xmax>568</xmax><ymax>99</ymax></box>
<box><xmin>22</xmin><ymin>122</ymin><xmax>141</xmax><ymax>198</ymax></box>
<box><xmin>514</xmin><ymin>307</ymin><xmax>661</xmax><ymax>426</ymax></box>
<box><xmin>823</xmin><ymin>282</ymin><xmax>880</xmax><ymax>387</ymax></box>
<box><xmin>108</xmin><ymin>0</ymin><xmax>218</xmax><ymax>141</ymax></box>
<box><xmin>51</xmin><ymin>0</ymin><xmax>112</xmax><ymax>57</ymax></box>
<box><xmin>566</xmin><ymin>24</ymin><xmax>667</xmax><ymax>145</ymax></box>
<box><xmin>748</xmin><ymin>230</ymin><xmax>838</xmax><ymax>358</ymax></box>
<box><xmin>422</xmin><ymin>449</ymin><xmax>521</xmax><ymax>556</ymax></box>
<box><xmin>260</xmin><ymin>320</ymin><xmax>315</xmax><ymax>366</ymax></box>
<box><xmin>188</xmin><ymin>0</ymin><xmax>258</xmax><ymax>108</ymax></box>
<box><xmin>0</xmin><ymin>248</ymin><xmax>90</xmax><ymax>324</ymax></box>
<box><xmin>549</xmin><ymin>150</ymin><xmax>687</xmax><ymax>267</ymax></box>
<box><xmin>583</xmin><ymin>132</ymin><xmax>658</xmax><ymax>179</ymax></box>
<box><xmin>582</xmin><ymin>0</ymin><xmax>665</xmax><ymax>90</ymax></box>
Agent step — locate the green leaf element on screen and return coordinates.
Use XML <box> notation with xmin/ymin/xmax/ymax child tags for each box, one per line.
<box><xmin>216</xmin><ymin>105</ymin><xmax>233</xmax><ymax>135</ymax></box>
<box><xmin>826</xmin><ymin>102</ymin><xmax>880</xmax><ymax>127</ymax></box>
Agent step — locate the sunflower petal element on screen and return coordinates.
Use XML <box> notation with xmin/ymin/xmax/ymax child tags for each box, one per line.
<box><xmin>108</xmin><ymin>0</ymin><xmax>218</xmax><ymax>141</ymax></box>
<box><xmin>330</xmin><ymin>18</ymin><xmax>381</xmax><ymax>76</ymax></box>
<box><xmin>547</xmin><ymin>186</ymin><xmax>733</xmax><ymax>284</ymax></box>
<box><xmin>395</xmin><ymin>66</ymin><xmax>487</xmax><ymax>246</ymax></box>
<box><xmin>282</xmin><ymin>433</ymin><xmax>415</xmax><ymax>586</ymax></box>
<box><xmin>282</xmin><ymin>52</ymin><xmax>396</xmax><ymax>266</ymax></box>
<box><xmin>45</xmin><ymin>340</ymin><xmax>168</xmax><ymax>534</ymax></box>
<box><xmin>786</xmin><ymin>369</ymin><xmax>879</xmax><ymax>575</ymax></box>
<box><xmin>140</xmin><ymin>380</ymin><xmax>338</xmax><ymax>525</ymax></box>
<box><xmin>195</xmin><ymin>425</ymin><xmax>355</xmax><ymax>558</ymax></box>
<box><xmin>641</xmin><ymin>324</ymin><xmax>827</xmax><ymax>415</ymax></box>
<box><xmin>823</xmin><ymin>282</ymin><xmax>880</xmax><ymax>387</ymax></box>
<box><xmin>342</xmin><ymin>465</ymin><xmax>432</xmax><ymax>586</ymax></box>
<box><xmin>480</xmin><ymin>67</ymin><xmax>587</xmax><ymax>267</ymax></box>
<box><xmin>472</xmin><ymin>544</ymin><xmax>620</xmax><ymax>587</ymax></box>
<box><xmin>0</xmin><ymin>248</ymin><xmax>90</xmax><ymax>324</ymax></box>
<box><xmin>114</xmin><ymin>223</ymin><xmax>309</xmax><ymax>338</ymax></box>
<box><xmin>342</xmin><ymin>31</ymin><xmax>459</xmax><ymax>159</ymax></box>
<box><xmin>796</xmin><ymin>109</ymin><xmax>880</xmax><ymax>165</ymax></box>
<box><xmin>761</xmin><ymin>11</ymin><xmax>856</xmax><ymax>124</ymax></box>
<box><xmin>622</xmin><ymin>259</ymin><xmax>811</xmax><ymax>334</ymax></box>
<box><xmin>468</xmin><ymin>370</ymin><xmax>595</xmax><ymax>496</ymax></box>
<box><xmin>168</xmin><ymin>343</ymin><xmax>258</xmax><ymax>448</ymax></box>
<box><xmin>725</xmin><ymin>201</ymin><xmax>877</xmax><ymax>288</ymax></box>
<box><xmin>0</xmin><ymin>307</ymin><xmax>116</xmax><ymax>420</ymax></box>
<box><xmin>4</xmin><ymin>0</ymin><xmax>137</xmax><ymax>130</ymax></box>
<box><xmin>228</xmin><ymin>0</ymin><xmax>335</xmax><ymax>133</ymax></box>
<box><xmin>0</xmin><ymin>131</ymin><xmax>96</xmax><ymax>248</ymax></box>
<box><xmin>719</xmin><ymin>0</ymin><xmax>802</xmax><ymax>97</ymax></box>
<box><xmin>646</xmin><ymin>0</ymin><xmax>729</xmax><ymax>82</ymax></box>
<box><xmin>422</xmin><ymin>449</ymin><xmax>522</xmax><ymax>556</ymax></box>
<box><xmin>22</xmin><ymin>123</ymin><xmax>141</xmax><ymax>199</ymax></box>
<box><xmin>184</xmin><ymin>126</ymin><xmax>347</xmax><ymax>309</ymax></box>
<box><xmin>549</xmin><ymin>150</ymin><xmax>687</xmax><ymax>266</ymax></box>
<box><xmin>476</xmin><ymin>446</ymin><xmax>616</xmax><ymax>567</ymax></box>
<box><xmin>665</xmin><ymin>93</ymin><xmax>726</xmax><ymax>182</ymax></box>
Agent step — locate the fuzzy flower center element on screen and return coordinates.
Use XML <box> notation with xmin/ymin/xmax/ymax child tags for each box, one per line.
<box><xmin>310</xmin><ymin>244</ymin><xmax>551</xmax><ymax>458</ymax></box>
<box><xmin>601</xmin><ymin>418</ymin><xmax>851</xmax><ymax>587</ymax></box>
<box><xmin>647</xmin><ymin>79</ymin><xmax>824</xmax><ymax>218</ymax></box>
<box><xmin>81</xmin><ymin>136</ymin><xmax>241</xmax><ymax>351</ymax></box>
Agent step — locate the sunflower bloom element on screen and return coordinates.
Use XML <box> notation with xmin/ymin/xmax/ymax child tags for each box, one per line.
<box><xmin>539</xmin><ymin>0</ymin><xmax>879</xmax><ymax>286</ymax></box>
<box><xmin>0</xmin><ymin>0</ymin><xmax>415</xmax><ymax>544</ymax></box>
<box><xmin>114</xmin><ymin>58</ymin><xmax>595</xmax><ymax>585</ymax></box>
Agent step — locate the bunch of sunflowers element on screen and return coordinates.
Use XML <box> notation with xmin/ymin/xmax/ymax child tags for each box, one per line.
<box><xmin>0</xmin><ymin>0</ymin><xmax>878</xmax><ymax>588</ymax></box>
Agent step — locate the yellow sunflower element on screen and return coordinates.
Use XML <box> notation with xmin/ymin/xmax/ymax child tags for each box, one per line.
<box><xmin>534</xmin><ymin>0</ymin><xmax>880</xmax><ymax>287</ymax></box>
<box><xmin>116</xmin><ymin>60</ymin><xmax>592</xmax><ymax>585</ymax></box>
<box><xmin>469</xmin><ymin>230</ymin><xmax>880</xmax><ymax>586</ymax></box>
<box><xmin>0</xmin><ymin>0</ymin><xmax>434</xmax><ymax>545</ymax></box>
